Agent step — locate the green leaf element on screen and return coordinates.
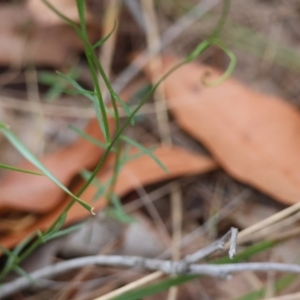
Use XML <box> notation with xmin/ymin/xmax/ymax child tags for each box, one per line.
<box><xmin>42</xmin><ymin>223</ymin><xmax>83</xmax><ymax>242</ymax></box>
<box><xmin>57</xmin><ymin>72</ymin><xmax>110</xmax><ymax>135</ymax></box>
<box><xmin>62</xmin><ymin>89</ymin><xmax>95</xmax><ymax>96</ymax></box>
<box><xmin>51</xmin><ymin>212</ymin><xmax>67</xmax><ymax>233</ymax></box>
<box><xmin>0</xmin><ymin>163</ymin><xmax>43</xmax><ymax>176</ymax></box>
<box><xmin>76</xmin><ymin>0</ymin><xmax>86</xmax><ymax>34</ymax></box>
<box><xmin>112</xmin><ymin>92</ymin><xmax>134</xmax><ymax>124</ymax></box>
<box><xmin>121</xmin><ymin>136</ymin><xmax>168</xmax><ymax>173</ymax></box>
<box><xmin>56</xmin><ymin>71</ymin><xmax>94</xmax><ymax>101</ymax></box>
<box><xmin>81</xmin><ymin>169</ymin><xmax>112</xmax><ymax>202</ymax></box>
<box><xmin>235</xmin><ymin>274</ymin><xmax>297</xmax><ymax>300</ymax></box>
<box><xmin>0</xmin><ymin>123</ymin><xmax>94</xmax><ymax>214</ymax></box>
<box><xmin>185</xmin><ymin>39</ymin><xmax>211</xmax><ymax>62</ymax></box>
<box><xmin>0</xmin><ymin>245</ymin><xmax>19</xmax><ymax>278</ymax></box>
<box><xmin>42</xmin><ymin>0</ymin><xmax>80</xmax><ymax>30</ymax></box>
<box><xmin>69</xmin><ymin>125</ymin><xmax>108</xmax><ymax>150</ymax></box>
<box><xmin>114</xmin><ymin>276</ymin><xmax>196</xmax><ymax>300</ymax></box>
<box><xmin>93</xmin><ymin>21</ymin><xmax>118</xmax><ymax>49</ymax></box>
<box><xmin>107</xmin><ymin>194</ymin><xmax>135</xmax><ymax>223</ymax></box>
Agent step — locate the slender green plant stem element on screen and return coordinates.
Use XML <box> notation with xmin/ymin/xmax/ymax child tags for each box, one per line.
<box><xmin>77</xmin><ymin>1</ymin><xmax>111</xmax><ymax>144</ymax></box>
<box><xmin>211</xmin><ymin>0</ymin><xmax>231</xmax><ymax>39</ymax></box>
<box><xmin>107</xmin><ymin>140</ymin><xmax>122</xmax><ymax>200</ymax></box>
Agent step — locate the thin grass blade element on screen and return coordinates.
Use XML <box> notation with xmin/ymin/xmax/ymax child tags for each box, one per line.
<box><xmin>0</xmin><ymin>163</ymin><xmax>43</xmax><ymax>176</ymax></box>
<box><xmin>121</xmin><ymin>136</ymin><xmax>168</xmax><ymax>173</ymax></box>
<box><xmin>93</xmin><ymin>21</ymin><xmax>118</xmax><ymax>49</ymax></box>
<box><xmin>0</xmin><ymin>123</ymin><xmax>94</xmax><ymax>214</ymax></box>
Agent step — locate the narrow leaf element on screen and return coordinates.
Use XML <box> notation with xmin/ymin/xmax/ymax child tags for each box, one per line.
<box><xmin>81</xmin><ymin>170</ymin><xmax>111</xmax><ymax>201</ymax></box>
<box><xmin>69</xmin><ymin>125</ymin><xmax>107</xmax><ymax>150</ymax></box>
<box><xmin>107</xmin><ymin>194</ymin><xmax>135</xmax><ymax>223</ymax></box>
<box><xmin>56</xmin><ymin>71</ymin><xmax>94</xmax><ymax>101</ymax></box>
<box><xmin>112</xmin><ymin>92</ymin><xmax>134</xmax><ymax>124</ymax></box>
<box><xmin>0</xmin><ymin>124</ymin><xmax>94</xmax><ymax>214</ymax></box>
<box><xmin>121</xmin><ymin>136</ymin><xmax>169</xmax><ymax>173</ymax></box>
<box><xmin>76</xmin><ymin>0</ymin><xmax>86</xmax><ymax>34</ymax></box>
<box><xmin>93</xmin><ymin>21</ymin><xmax>118</xmax><ymax>49</ymax></box>
<box><xmin>51</xmin><ymin>212</ymin><xmax>67</xmax><ymax>233</ymax></box>
<box><xmin>43</xmin><ymin>223</ymin><xmax>83</xmax><ymax>242</ymax></box>
<box><xmin>0</xmin><ymin>163</ymin><xmax>43</xmax><ymax>176</ymax></box>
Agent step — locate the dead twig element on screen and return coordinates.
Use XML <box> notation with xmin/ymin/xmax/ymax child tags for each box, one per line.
<box><xmin>0</xmin><ymin>228</ymin><xmax>237</xmax><ymax>298</ymax></box>
<box><xmin>3</xmin><ymin>255</ymin><xmax>300</xmax><ymax>298</ymax></box>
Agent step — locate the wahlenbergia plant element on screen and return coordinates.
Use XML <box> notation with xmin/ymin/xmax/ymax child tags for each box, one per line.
<box><xmin>0</xmin><ymin>0</ymin><xmax>234</xmax><ymax>283</ymax></box>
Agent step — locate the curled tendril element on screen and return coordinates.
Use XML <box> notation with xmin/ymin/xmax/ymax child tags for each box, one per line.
<box><xmin>201</xmin><ymin>39</ymin><xmax>237</xmax><ymax>87</ymax></box>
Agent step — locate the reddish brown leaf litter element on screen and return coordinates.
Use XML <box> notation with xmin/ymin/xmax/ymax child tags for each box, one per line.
<box><xmin>0</xmin><ymin>4</ymin><xmax>99</xmax><ymax>66</ymax></box>
<box><xmin>27</xmin><ymin>0</ymin><xmax>93</xmax><ymax>26</ymax></box>
<box><xmin>0</xmin><ymin>145</ymin><xmax>217</xmax><ymax>249</ymax></box>
<box><xmin>0</xmin><ymin>118</ymin><xmax>114</xmax><ymax>213</ymax></box>
<box><xmin>154</xmin><ymin>55</ymin><xmax>300</xmax><ymax>206</ymax></box>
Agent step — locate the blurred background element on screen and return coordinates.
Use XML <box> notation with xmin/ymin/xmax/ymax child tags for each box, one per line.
<box><xmin>1</xmin><ymin>0</ymin><xmax>300</xmax><ymax>299</ymax></box>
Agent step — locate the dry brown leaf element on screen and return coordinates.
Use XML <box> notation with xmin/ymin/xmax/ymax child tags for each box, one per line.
<box><xmin>0</xmin><ymin>118</ymin><xmax>114</xmax><ymax>213</ymax></box>
<box><xmin>67</xmin><ymin>145</ymin><xmax>217</xmax><ymax>223</ymax></box>
<box><xmin>26</xmin><ymin>0</ymin><xmax>92</xmax><ymax>26</ymax></box>
<box><xmin>0</xmin><ymin>4</ymin><xmax>98</xmax><ymax>66</ymax></box>
<box><xmin>0</xmin><ymin>146</ymin><xmax>217</xmax><ymax>249</ymax></box>
<box><xmin>153</xmin><ymin>55</ymin><xmax>300</xmax><ymax>205</ymax></box>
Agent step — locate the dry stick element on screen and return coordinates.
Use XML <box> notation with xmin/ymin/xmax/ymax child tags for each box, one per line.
<box><xmin>0</xmin><ymin>228</ymin><xmax>238</xmax><ymax>298</ymax></box>
<box><xmin>0</xmin><ymin>95</ymin><xmax>96</xmax><ymax>118</ymax></box>
<box><xmin>0</xmin><ymin>93</ymin><xmax>220</xmax><ymax>119</ymax></box>
<box><xmin>237</xmin><ymin>202</ymin><xmax>300</xmax><ymax>243</ymax></box>
<box><xmin>141</xmin><ymin>0</ymin><xmax>172</xmax><ymax>145</ymax></box>
<box><xmin>124</xmin><ymin>0</ymin><xmax>145</xmax><ymax>30</ymax></box>
<box><xmin>94</xmin><ymin>272</ymin><xmax>163</xmax><ymax>300</ymax></box>
<box><xmin>241</xmin><ymin>210</ymin><xmax>300</xmax><ymax>244</ymax></box>
<box><xmin>167</xmin><ymin>185</ymin><xmax>183</xmax><ymax>300</ymax></box>
<box><xmin>184</xmin><ymin>228</ymin><xmax>237</xmax><ymax>264</ymax></box>
<box><xmin>24</xmin><ymin>67</ymin><xmax>46</xmax><ymax>155</ymax></box>
<box><xmin>125</xmin><ymin>169</ymin><xmax>171</xmax><ymax>246</ymax></box>
<box><xmin>124</xmin><ymin>181</ymin><xmax>175</xmax><ymax>213</ymax></box>
<box><xmin>100</xmin><ymin>0</ymin><xmax>120</xmax><ymax>83</ymax></box>
<box><xmin>181</xmin><ymin>189</ymin><xmax>250</xmax><ymax>251</ymax></box>
<box><xmin>6</xmin><ymin>230</ymin><xmax>300</xmax><ymax>299</ymax></box>
<box><xmin>229</xmin><ymin>227</ymin><xmax>238</xmax><ymax>259</ymax></box>
<box><xmin>96</xmin><ymin>190</ymin><xmax>248</xmax><ymax>300</ymax></box>
<box><xmin>140</xmin><ymin>1</ymin><xmax>183</xmax><ymax>300</ymax></box>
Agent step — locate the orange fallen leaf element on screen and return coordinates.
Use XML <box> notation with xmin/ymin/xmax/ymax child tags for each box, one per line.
<box><xmin>154</xmin><ymin>55</ymin><xmax>300</xmax><ymax>205</ymax></box>
<box><xmin>0</xmin><ymin>4</ymin><xmax>98</xmax><ymax>66</ymax></box>
<box><xmin>0</xmin><ymin>145</ymin><xmax>217</xmax><ymax>249</ymax></box>
<box><xmin>0</xmin><ymin>118</ymin><xmax>113</xmax><ymax>213</ymax></box>
<box><xmin>27</xmin><ymin>0</ymin><xmax>93</xmax><ymax>26</ymax></box>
